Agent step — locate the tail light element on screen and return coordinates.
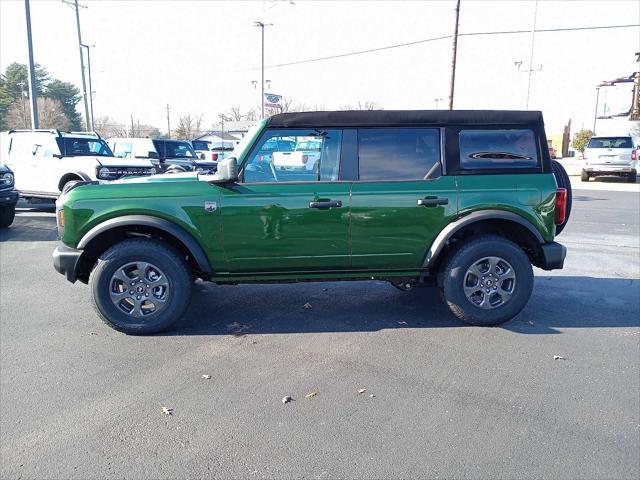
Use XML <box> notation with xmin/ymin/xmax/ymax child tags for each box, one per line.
<box><xmin>302</xmin><ymin>154</ymin><xmax>308</xmax><ymax>164</ymax></box>
<box><xmin>555</xmin><ymin>188</ymin><xmax>567</xmax><ymax>225</ymax></box>
<box><xmin>632</xmin><ymin>149</ymin><xmax>637</xmax><ymax>161</ymax></box>
<box><xmin>211</xmin><ymin>153</ymin><xmax>218</xmax><ymax>161</ymax></box>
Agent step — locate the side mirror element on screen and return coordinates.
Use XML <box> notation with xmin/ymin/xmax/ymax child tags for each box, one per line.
<box><xmin>201</xmin><ymin>157</ymin><xmax>237</xmax><ymax>184</ymax></box>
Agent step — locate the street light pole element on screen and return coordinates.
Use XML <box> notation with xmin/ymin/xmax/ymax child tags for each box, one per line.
<box><xmin>81</xmin><ymin>43</ymin><xmax>95</xmax><ymax>131</ymax></box>
<box><xmin>24</xmin><ymin>0</ymin><xmax>39</xmax><ymax>128</ymax></box>
<box><xmin>254</xmin><ymin>21</ymin><xmax>272</xmax><ymax>120</ymax></box>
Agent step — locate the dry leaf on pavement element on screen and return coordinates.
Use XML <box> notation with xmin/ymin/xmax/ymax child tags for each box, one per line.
<box><xmin>553</xmin><ymin>355</ymin><xmax>566</xmax><ymax>360</ymax></box>
<box><xmin>161</xmin><ymin>406</ymin><xmax>173</xmax><ymax>415</ymax></box>
<box><xmin>358</xmin><ymin>388</ymin><xmax>367</xmax><ymax>394</ymax></box>
<box><xmin>282</xmin><ymin>396</ymin><xmax>293</xmax><ymax>404</ymax></box>
<box><xmin>202</xmin><ymin>374</ymin><xmax>211</xmax><ymax>379</ymax></box>
<box><xmin>305</xmin><ymin>391</ymin><xmax>317</xmax><ymax>398</ymax></box>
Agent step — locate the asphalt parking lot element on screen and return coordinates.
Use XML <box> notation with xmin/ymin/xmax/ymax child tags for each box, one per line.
<box><xmin>1</xmin><ymin>180</ymin><xmax>639</xmax><ymax>479</ymax></box>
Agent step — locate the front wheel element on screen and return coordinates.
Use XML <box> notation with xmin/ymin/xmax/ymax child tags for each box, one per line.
<box><xmin>440</xmin><ymin>235</ymin><xmax>534</xmax><ymax>326</ymax></box>
<box><xmin>89</xmin><ymin>238</ymin><xmax>192</xmax><ymax>334</ymax></box>
<box><xmin>581</xmin><ymin>169</ymin><xmax>590</xmax><ymax>182</ymax></box>
<box><xmin>0</xmin><ymin>204</ymin><xmax>16</xmax><ymax>228</ymax></box>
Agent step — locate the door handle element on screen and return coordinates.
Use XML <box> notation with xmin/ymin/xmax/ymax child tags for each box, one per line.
<box><xmin>309</xmin><ymin>200</ymin><xmax>342</xmax><ymax>208</ymax></box>
<box><xmin>417</xmin><ymin>197</ymin><xmax>448</xmax><ymax>207</ymax></box>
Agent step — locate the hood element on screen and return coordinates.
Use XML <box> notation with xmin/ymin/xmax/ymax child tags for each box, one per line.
<box><xmin>95</xmin><ymin>156</ymin><xmax>155</xmax><ymax>168</ymax></box>
<box><xmin>111</xmin><ymin>171</ymin><xmax>200</xmax><ymax>184</ymax></box>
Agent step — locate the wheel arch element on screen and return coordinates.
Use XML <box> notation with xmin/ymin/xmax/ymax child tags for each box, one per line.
<box><xmin>425</xmin><ymin>210</ymin><xmax>545</xmax><ymax>271</ymax></box>
<box><xmin>75</xmin><ymin>215</ymin><xmax>212</xmax><ymax>282</ymax></box>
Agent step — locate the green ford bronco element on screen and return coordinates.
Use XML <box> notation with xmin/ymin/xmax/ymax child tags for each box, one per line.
<box><xmin>53</xmin><ymin>110</ymin><xmax>571</xmax><ymax>334</ymax></box>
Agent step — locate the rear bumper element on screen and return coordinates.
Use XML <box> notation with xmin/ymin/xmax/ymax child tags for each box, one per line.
<box><xmin>538</xmin><ymin>241</ymin><xmax>566</xmax><ymax>270</ymax></box>
<box><xmin>0</xmin><ymin>189</ymin><xmax>19</xmax><ymax>206</ymax></box>
<box><xmin>52</xmin><ymin>243</ymin><xmax>83</xmax><ymax>283</ymax></box>
<box><xmin>584</xmin><ymin>165</ymin><xmax>635</xmax><ymax>174</ymax></box>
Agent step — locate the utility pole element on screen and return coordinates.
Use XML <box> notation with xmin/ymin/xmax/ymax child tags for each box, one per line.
<box><xmin>593</xmin><ymin>87</ymin><xmax>600</xmax><ymax>134</ymax></box>
<box><xmin>17</xmin><ymin>81</ymin><xmax>28</xmax><ymax>128</ymax></box>
<box><xmin>166</xmin><ymin>104</ymin><xmax>171</xmax><ymax>138</ymax></box>
<box><xmin>63</xmin><ymin>0</ymin><xmax>91</xmax><ymax>131</ymax></box>
<box><xmin>525</xmin><ymin>0</ymin><xmax>539</xmax><ymax>110</ymax></box>
<box><xmin>81</xmin><ymin>44</ymin><xmax>95</xmax><ymax>131</ymax></box>
<box><xmin>448</xmin><ymin>0</ymin><xmax>461</xmax><ymax>110</ymax></box>
<box><xmin>24</xmin><ymin>0</ymin><xmax>39</xmax><ymax>128</ymax></box>
<box><xmin>254</xmin><ymin>21</ymin><xmax>272</xmax><ymax>119</ymax></box>
<box><xmin>130</xmin><ymin>114</ymin><xmax>135</xmax><ymax>137</ymax></box>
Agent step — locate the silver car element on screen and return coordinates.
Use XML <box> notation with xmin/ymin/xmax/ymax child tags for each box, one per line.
<box><xmin>582</xmin><ymin>136</ymin><xmax>637</xmax><ymax>182</ymax></box>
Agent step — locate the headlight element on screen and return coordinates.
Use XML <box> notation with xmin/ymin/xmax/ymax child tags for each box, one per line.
<box><xmin>149</xmin><ymin>167</ymin><xmax>157</xmax><ymax>175</ymax></box>
<box><xmin>1</xmin><ymin>172</ymin><xmax>14</xmax><ymax>186</ymax></box>
<box><xmin>96</xmin><ymin>166</ymin><xmax>116</xmax><ymax>180</ymax></box>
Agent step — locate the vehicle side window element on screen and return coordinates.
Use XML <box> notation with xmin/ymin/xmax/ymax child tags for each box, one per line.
<box><xmin>243</xmin><ymin>129</ymin><xmax>342</xmax><ymax>183</ymax></box>
<box><xmin>459</xmin><ymin>129</ymin><xmax>538</xmax><ymax>169</ymax></box>
<box><xmin>113</xmin><ymin>142</ymin><xmax>133</xmax><ymax>158</ymax></box>
<box><xmin>357</xmin><ymin>128</ymin><xmax>441</xmax><ymax>181</ymax></box>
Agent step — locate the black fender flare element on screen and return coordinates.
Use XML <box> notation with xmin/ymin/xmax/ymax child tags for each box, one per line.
<box><xmin>423</xmin><ymin>209</ymin><xmax>544</xmax><ymax>267</ymax></box>
<box><xmin>58</xmin><ymin>171</ymin><xmax>91</xmax><ymax>191</ymax></box>
<box><xmin>77</xmin><ymin>215</ymin><xmax>212</xmax><ymax>273</ymax></box>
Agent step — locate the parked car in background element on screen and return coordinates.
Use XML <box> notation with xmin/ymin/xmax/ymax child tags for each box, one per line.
<box><xmin>108</xmin><ymin>138</ymin><xmax>216</xmax><ymax>173</ymax></box>
<box><xmin>272</xmin><ymin>137</ymin><xmax>322</xmax><ymax>170</ymax></box>
<box><xmin>0</xmin><ymin>163</ymin><xmax>19</xmax><ymax>228</ymax></box>
<box><xmin>192</xmin><ymin>139</ymin><xmax>234</xmax><ymax>164</ymax></box>
<box><xmin>3</xmin><ymin>130</ymin><xmax>155</xmax><ymax>199</ymax></box>
<box><xmin>53</xmin><ymin>110</ymin><xmax>570</xmax><ymax>335</ymax></box>
<box><xmin>582</xmin><ymin>135</ymin><xmax>637</xmax><ymax>182</ymax></box>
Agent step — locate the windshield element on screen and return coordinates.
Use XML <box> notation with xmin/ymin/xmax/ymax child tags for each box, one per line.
<box><xmin>296</xmin><ymin>140</ymin><xmax>322</xmax><ymax>151</ymax></box>
<box><xmin>57</xmin><ymin>137</ymin><xmax>113</xmax><ymax>157</ymax></box>
<box><xmin>587</xmin><ymin>137</ymin><xmax>633</xmax><ymax>149</ymax></box>
<box><xmin>152</xmin><ymin>140</ymin><xmax>197</xmax><ymax>158</ymax></box>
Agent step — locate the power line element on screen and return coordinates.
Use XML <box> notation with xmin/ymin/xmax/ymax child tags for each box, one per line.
<box><xmin>253</xmin><ymin>23</ymin><xmax>640</xmax><ymax>70</ymax></box>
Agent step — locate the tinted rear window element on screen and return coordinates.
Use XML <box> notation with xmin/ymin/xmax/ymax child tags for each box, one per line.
<box><xmin>152</xmin><ymin>140</ymin><xmax>196</xmax><ymax>158</ymax></box>
<box><xmin>192</xmin><ymin>140</ymin><xmax>210</xmax><ymax>151</ymax></box>
<box><xmin>459</xmin><ymin>129</ymin><xmax>538</xmax><ymax>169</ymax></box>
<box><xmin>358</xmin><ymin>128</ymin><xmax>441</xmax><ymax>181</ymax></box>
<box><xmin>586</xmin><ymin>137</ymin><xmax>633</xmax><ymax>149</ymax></box>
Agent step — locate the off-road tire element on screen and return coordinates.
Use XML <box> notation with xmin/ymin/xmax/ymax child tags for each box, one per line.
<box><xmin>441</xmin><ymin>235</ymin><xmax>533</xmax><ymax>326</ymax></box>
<box><xmin>0</xmin><ymin>205</ymin><xmax>15</xmax><ymax>228</ymax></box>
<box><xmin>581</xmin><ymin>169</ymin><xmax>589</xmax><ymax>182</ymax></box>
<box><xmin>89</xmin><ymin>238</ymin><xmax>192</xmax><ymax>335</ymax></box>
<box><xmin>551</xmin><ymin>160</ymin><xmax>572</xmax><ymax>235</ymax></box>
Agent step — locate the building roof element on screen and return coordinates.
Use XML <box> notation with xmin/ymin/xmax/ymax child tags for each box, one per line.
<box><xmin>267</xmin><ymin>110</ymin><xmax>545</xmax><ymax>128</ymax></box>
<box><xmin>195</xmin><ymin>131</ymin><xmax>240</xmax><ymax>141</ymax></box>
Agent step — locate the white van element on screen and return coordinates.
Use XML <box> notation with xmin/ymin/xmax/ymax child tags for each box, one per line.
<box><xmin>2</xmin><ymin>130</ymin><xmax>156</xmax><ymax>199</ymax></box>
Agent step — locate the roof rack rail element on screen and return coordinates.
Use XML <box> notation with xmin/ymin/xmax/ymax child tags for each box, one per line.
<box><xmin>7</xmin><ymin>129</ymin><xmax>58</xmax><ymax>134</ymax></box>
<box><xmin>63</xmin><ymin>131</ymin><xmax>102</xmax><ymax>139</ymax></box>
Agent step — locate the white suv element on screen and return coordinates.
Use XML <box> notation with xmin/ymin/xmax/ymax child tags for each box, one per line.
<box><xmin>582</xmin><ymin>135</ymin><xmax>637</xmax><ymax>183</ymax></box>
<box><xmin>2</xmin><ymin>130</ymin><xmax>156</xmax><ymax>199</ymax></box>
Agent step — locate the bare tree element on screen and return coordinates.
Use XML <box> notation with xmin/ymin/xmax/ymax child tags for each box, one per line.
<box><xmin>338</xmin><ymin>100</ymin><xmax>383</xmax><ymax>111</ymax></box>
<box><xmin>244</xmin><ymin>108</ymin><xmax>258</xmax><ymax>121</ymax></box>
<box><xmin>94</xmin><ymin>116</ymin><xmax>128</xmax><ymax>138</ymax></box>
<box><xmin>5</xmin><ymin>97</ymin><xmax>70</xmax><ymax>130</ymax></box>
<box><xmin>228</xmin><ymin>105</ymin><xmax>243</xmax><ymax>121</ymax></box>
<box><xmin>174</xmin><ymin>114</ymin><xmax>203</xmax><ymax>140</ymax></box>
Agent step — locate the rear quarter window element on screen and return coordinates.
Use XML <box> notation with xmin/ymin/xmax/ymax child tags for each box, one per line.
<box><xmin>459</xmin><ymin>129</ymin><xmax>538</xmax><ymax>169</ymax></box>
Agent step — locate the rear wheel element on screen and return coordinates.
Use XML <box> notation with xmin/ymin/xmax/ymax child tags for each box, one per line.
<box><xmin>440</xmin><ymin>235</ymin><xmax>533</xmax><ymax>326</ymax></box>
<box><xmin>581</xmin><ymin>169</ymin><xmax>590</xmax><ymax>182</ymax></box>
<box><xmin>551</xmin><ymin>160</ymin><xmax>572</xmax><ymax>235</ymax></box>
<box><xmin>628</xmin><ymin>170</ymin><xmax>637</xmax><ymax>183</ymax></box>
<box><xmin>89</xmin><ymin>238</ymin><xmax>192</xmax><ymax>335</ymax></box>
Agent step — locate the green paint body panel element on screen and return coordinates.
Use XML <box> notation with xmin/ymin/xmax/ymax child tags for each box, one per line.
<box><xmin>59</xmin><ymin>119</ymin><xmax>559</xmax><ymax>282</ymax></box>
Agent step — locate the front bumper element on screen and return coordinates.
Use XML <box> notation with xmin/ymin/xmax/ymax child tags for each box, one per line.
<box><xmin>0</xmin><ymin>189</ymin><xmax>19</xmax><ymax>206</ymax></box>
<box><xmin>52</xmin><ymin>243</ymin><xmax>83</xmax><ymax>283</ymax></box>
<box><xmin>538</xmin><ymin>241</ymin><xmax>566</xmax><ymax>270</ymax></box>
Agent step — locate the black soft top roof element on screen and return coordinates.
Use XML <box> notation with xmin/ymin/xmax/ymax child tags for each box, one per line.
<box><xmin>267</xmin><ymin>110</ymin><xmax>544</xmax><ymax>128</ymax></box>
